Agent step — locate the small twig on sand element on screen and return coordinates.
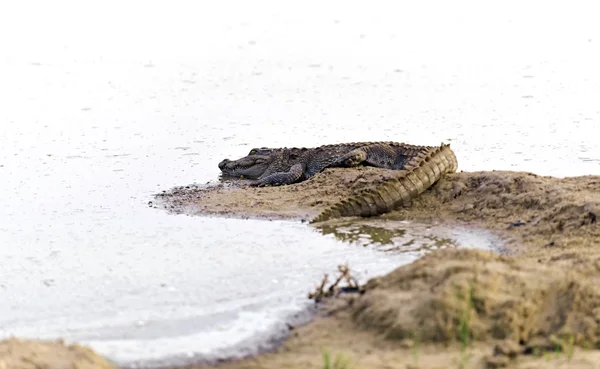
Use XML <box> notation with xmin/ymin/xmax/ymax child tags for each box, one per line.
<box><xmin>308</xmin><ymin>264</ymin><xmax>362</xmax><ymax>302</ymax></box>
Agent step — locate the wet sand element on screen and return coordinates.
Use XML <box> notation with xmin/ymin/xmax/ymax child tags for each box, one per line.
<box><xmin>4</xmin><ymin>168</ymin><xmax>600</xmax><ymax>369</ymax></box>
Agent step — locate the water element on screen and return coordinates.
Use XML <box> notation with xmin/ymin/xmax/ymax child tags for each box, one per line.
<box><xmin>0</xmin><ymin>0</ymin><xmax>599</xmax><ymax>367</ymax></box>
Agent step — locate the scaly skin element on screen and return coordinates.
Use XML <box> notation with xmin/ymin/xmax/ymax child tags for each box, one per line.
<box><xmin>310</xmin><ymin>143</ymin><xmax>458</xmax><ymax>223</ymax></box>
<box><xmin>219</xmin><ymin>142</ymin><xmax>432</xmax><ymax>187</ymax></box>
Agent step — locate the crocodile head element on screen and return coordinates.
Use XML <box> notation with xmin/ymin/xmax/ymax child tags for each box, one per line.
<box><xmin>218</xmin><ymin>148</ymin><xmax>278</xmax><ymax>179</ymax></box>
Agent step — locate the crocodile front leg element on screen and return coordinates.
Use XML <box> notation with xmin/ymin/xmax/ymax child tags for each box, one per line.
<box><xmin>250</xmin><ymin>163</ymin><xmax>304</xmax><ymax>187</ymax></box>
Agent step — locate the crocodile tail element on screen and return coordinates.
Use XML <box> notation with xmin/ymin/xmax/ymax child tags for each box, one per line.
<box><xmin>310</xmin><ymin>143</ymin><xmax>457</xmax><ymax>224</ymax></box>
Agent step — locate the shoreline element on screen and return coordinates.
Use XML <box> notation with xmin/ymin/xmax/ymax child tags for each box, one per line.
<box><xmin>3</xmin><ymin>169</ymin><xmax>600</xmax><ymax>369</ymax></box>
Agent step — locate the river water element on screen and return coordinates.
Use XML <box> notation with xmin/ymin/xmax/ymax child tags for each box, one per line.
<box><xmin>0</xmin><ymin>1</ymin><xmax>599</xmax><ymax>368</ymax></box>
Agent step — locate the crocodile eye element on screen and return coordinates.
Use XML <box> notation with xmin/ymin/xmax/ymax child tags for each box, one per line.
<box><xmin>249</xmin><ymin>149</ymin><xmax>258</xmax><ymax>155</ymax></box>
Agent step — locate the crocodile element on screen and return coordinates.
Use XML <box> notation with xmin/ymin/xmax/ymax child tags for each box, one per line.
<box><xmin>219</xmin><ymin>142</ymin><xmax>432</xmax><ymax>186</ymax></box>
<box><xmin>218</xmin><ymin>141</ymin><xmax>458</xmax><ymax>222</ymax></box>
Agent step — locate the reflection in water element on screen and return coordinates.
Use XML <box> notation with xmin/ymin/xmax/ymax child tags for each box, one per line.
<box><xmin>318</xmin><ymin>224</ymin><xmax>407</xmax><ymax>246</ymax></box>
<box><xmin>315</xmin><ymin>220</ymin><xmax>494</xmax><ymax>255</ymax></box>
<box><xmin>381</xmin><ymin>235</ymin><xmax>457</xmax><ymax>254</ymax></box>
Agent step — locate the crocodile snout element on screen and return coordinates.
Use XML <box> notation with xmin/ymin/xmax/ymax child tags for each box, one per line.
<box><xmin>218</xmin><ymin>159</ymin><xmax>230</xmax><ymax>170</ymax></box>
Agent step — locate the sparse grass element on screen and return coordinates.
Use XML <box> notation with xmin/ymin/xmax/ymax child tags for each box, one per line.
<box><xmin>458</xmin><ymin>298</ymin><xmax>472</xmax><ymax>352</ymax></box>
<box><xmin>556</xmin><ymin>334</ymin><xmax>576</xmax><ymax>360</ymax></box>
<box><xmin>411</xmin><ymin>331</ymin><xmax>421</xmax><ymax>366</ymax></box>
<box><xmin>457</xmin><ymin>282</ymin><xmax>476</xmax><ymax>369</ymax></box>
<box><xmin>534</xmin><ymin>334</ymin><xmax>576</xmax><ymax>362</ymax></box>
<box><xmin>565</xmin><ymin>335</ymin><xmax>575</xmax><ymax>360</ymax></box>
<box><xmin>322</xmin><ymin>349</ymin><xmax>352</xmax><ymax>369</ymax></box>
<box><xmin>554</xmin><ymin>340</ymin><xmax>562</xmax><ymax>359</ymax></box>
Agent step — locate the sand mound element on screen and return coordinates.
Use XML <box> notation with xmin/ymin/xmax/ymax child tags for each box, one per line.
<box><xmin>352</xmin><ymin>248</ymin><xmax>600</xmax><ymax>348</ymax></box>
<box><xmin>0</xmin><ymin>338</ymin><xmax>116</xmax><ymax>369</ymax></box>
<box><xmin>405</xmin><ymin>171</ymin><xmax>599</xmax><ymax>232</ymax></box>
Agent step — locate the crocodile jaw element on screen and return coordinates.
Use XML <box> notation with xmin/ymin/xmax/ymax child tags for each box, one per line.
<box><xmin>218</xmin><ymin>155</ymin><xmax>271</xmax><ymax>179</ymax></box>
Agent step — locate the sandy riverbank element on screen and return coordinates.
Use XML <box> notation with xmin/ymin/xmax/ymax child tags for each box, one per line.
<box><xmin>160</xmin><ymin>168</ymin><xmax>600</xmax><ymax>369</ymax></box>
<box><xmin>3</xmin><ymin>169</ymin><xmax>600</xmax><ymax>369</ymax></box>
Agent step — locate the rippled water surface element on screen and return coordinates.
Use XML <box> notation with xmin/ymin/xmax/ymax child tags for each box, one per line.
<box><xmin>1</xmin><ymin>1</ymin><xmax>599</xmax><ymax>367</ymax></box>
